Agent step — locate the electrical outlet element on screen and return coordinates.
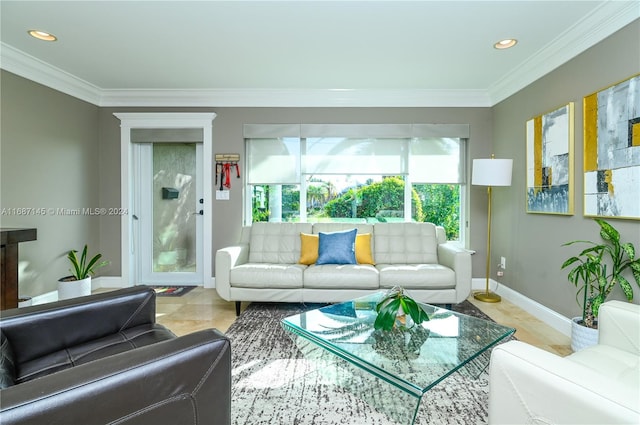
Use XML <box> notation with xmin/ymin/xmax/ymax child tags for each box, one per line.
<box><xmin>500</xmin><ymin>256</ymin><xmax>506</xmax><ymax>270</ymax></box>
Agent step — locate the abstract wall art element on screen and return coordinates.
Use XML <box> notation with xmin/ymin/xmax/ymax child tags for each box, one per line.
<box><xmin>526</xmin><ymin>103</ymin><xmax>574</xmax><ymax>215</ymax></box>
<box><xmin>583</xmin><ymin>74</ymin><xmax>640</xmax><ymax>220</ymax></box>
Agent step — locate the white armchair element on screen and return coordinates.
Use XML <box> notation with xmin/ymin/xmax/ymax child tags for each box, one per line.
<box><xmin>488</xmin><ymin>300</ymin><xmax>640</xmax><ymax>424</ymax></box>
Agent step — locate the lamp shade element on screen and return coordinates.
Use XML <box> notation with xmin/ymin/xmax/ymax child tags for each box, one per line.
<box><xmin>472</xmin><ymin>158</ymin><xmax>513</xmax><ymax>186</ymax></box>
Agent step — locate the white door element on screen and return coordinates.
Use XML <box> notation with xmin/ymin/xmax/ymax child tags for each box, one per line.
<box><xmin>116</xmin><ymin>112</ymin><xmax>216</xmax><ymax>289</ymax></box>
<box><xmin>133</xmin><ymin>142</ymin><xmax>204</xmax><ymax>285</ymax></box>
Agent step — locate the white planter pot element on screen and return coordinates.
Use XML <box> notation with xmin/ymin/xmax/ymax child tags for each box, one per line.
<box><xmin>571</xmin><ymin>317</ymin><xmax>598</xmax><ymax>352</ymax></box>
<box><xmin>57</xmin><ymin>276</ymin><xmax>92</xmax><ymax>300</ymax></box>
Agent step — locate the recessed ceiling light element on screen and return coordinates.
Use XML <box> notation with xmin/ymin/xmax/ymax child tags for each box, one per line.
<box><xmin>494</xmin><ymin>39</ymin><xmax>517</xmax><ymax>50</ymax></box>
<box><xmin>28</xmin><ymin>30</ymin><xmax>57</xmax><ymax>42</ymax></box>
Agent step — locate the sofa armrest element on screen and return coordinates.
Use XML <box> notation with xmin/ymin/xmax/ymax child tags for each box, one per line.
<box><xmin>437</xmin><ymin>242</ymin><xmax>472</xmax><ymax>303</ymax></box>
<box><xmin>598</xmin><ymin>300</ymin><xmax>640</xmax><ymax>355</ymax></box>
<box><xmin>488</xmin><ymin>341</ymin><xmax>640</xmax><ymax>425</ymax></box>
<box><xmin>214</xmin><ymin>243</ymin><xmax>249</xmax><ymax>300</ymax></box>
<box><xmin>0</xmin><ymin>287</ymin><xmax>156</xmax><ymax>364</ymax></box>
<box><xmin>0</xmin><ymin>329</ymin><xmax>231</xmax><ymax>425</ymax></box>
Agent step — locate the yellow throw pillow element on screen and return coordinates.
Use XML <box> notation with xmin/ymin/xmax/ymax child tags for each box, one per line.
<box><xmin>355</xmin><ymin>233</ymin><xmax>375</xmax><ymax>265</ymax></box>
<box><xmin>299</xmin><ymin>233</ymin><xmax>319</xmax><ymax>265</ymax></box>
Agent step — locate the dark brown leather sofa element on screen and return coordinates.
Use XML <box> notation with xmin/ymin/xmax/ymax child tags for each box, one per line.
<box><xmin>0</xmin><ymin>286</ymin><xmax>231</xmax><ymax>425</ymax></box>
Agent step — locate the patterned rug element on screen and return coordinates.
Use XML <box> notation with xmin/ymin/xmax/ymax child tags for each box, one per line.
<box><xmin>227</xmin><ymin>300</ymin><xmax>511</xmax><ymax>425</ymax></box>
<box><xmin>145</xmin><ymin>285</ymin><xmax>196</xmax><ymax>297</ymax></box>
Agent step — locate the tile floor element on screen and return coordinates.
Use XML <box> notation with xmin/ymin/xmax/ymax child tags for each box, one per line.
<box><xmin>141</xmin><ymin>287</ymin><xmax>572</xmax><ymax>357</ymax></box>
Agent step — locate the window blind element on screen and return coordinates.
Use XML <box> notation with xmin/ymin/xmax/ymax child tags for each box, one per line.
<box><xmin>246</xmin><ymin>137</ymin><xmax>300</xmax><ymax>184</ymax></box>
<box><xmin>245</xmin><ymin>123</ymin><xmax>468</xmax><ymax>184</ymax></box>
<box><xmin>303</xmin><ymin>138</ymin><xmax>407</xmax><ymax>174</ymax></box>
<box><xmin>410</xmin><ymin>138</ymin><xmax>464</xmax><ymax>183</ymax></box>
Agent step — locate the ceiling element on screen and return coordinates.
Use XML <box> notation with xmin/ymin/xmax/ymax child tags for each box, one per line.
<box><xmin>1</xmin><ymin>1</ymin><xmax>638</xmax><ymax>107</ymax></box>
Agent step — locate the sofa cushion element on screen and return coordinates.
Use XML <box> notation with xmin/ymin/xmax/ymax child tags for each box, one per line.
<box><xmin>377</xmin><ymin>263</ymin><xmax>455</xmax><ymax>289</ymax></box>
<box><xmin>249</xmin><ymin>222</ymin><xmax>313</xmax><ymax>263</ymax></box>
<box><xmin>299</xmin><ymin>233</ymin><xmax>319</xmax><ymax>265</ymax></box>
<box><xmin>304</xmin><ymin>264</ymin><xmax>379</xmax><ymax>289</ymax></box>
<box><xmin>230</xmin><ymin>263</ymin><xmax>306</xmax><ymax>289</ymax></box>
<box><xmin>316</xmin><ymin>229</ymin><xmax>357</xmax><ymax>265</ymax></box>
<box><xmin>15</xmin><ymin>324</ymin><xmax>175</xmax><ymax>384</ymax></box>
<box><xmin>567</xmin><ymin>345</ymin><xmax>640</xmax><ymax>393</ymax></box>
<box><xmin>374</xmin><ymin>222</ymin><xmax>438</xmax><ymax>264</ymax></box>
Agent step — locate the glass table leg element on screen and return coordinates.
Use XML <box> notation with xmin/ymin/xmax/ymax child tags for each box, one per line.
<box><xmin>287</xmin><ymin>333</ymin><xmax>424</xmax><ymax>424</ymax></box>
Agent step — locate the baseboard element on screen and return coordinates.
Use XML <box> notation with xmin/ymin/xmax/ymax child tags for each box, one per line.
<box><xmin>499</xmin><ymin>284</ymin><xmax>572</xmax><ymax>337</ymax></box>
<box><xmin>473</xmin><ymin>277</ymin><xmax>571</xmax><ymax>337</ymax></box>
<box><xmin>30</xmin><ymin>290</ymin><xmax>59</xmax><ymax>305</ymax></box>
<box><xmin>471</xmin><ymin>277</ymin><xmax>498</xmax><ymax>293</ymax></box>
<box><xmin>93</xmin><ymin>276</ymin><xmax>127</xmax><ymax>289</ymax></box>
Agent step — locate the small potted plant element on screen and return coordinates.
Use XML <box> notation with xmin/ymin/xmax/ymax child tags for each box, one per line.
<box><xmin>58</xmin><ymin>245</ymin><xmax>109</xmax><ymax>300</ymax></box>
<box><xmin>561</xmin><ymin>218</ymin><xmax>640</xmax><ymax>351</ymax></box>
<box><xmin>374</xmin><ymin>286</ymin><xmax>430</xmax><ymax>331</ymax></box>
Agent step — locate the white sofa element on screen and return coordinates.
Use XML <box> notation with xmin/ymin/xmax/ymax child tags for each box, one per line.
<box><xmin>215</xmin><ymin>221</ymin><xmax>472</xmax><ymax>314</ymax></box>
<box><xmin>488</xmin><ymin>300</ymin><xmax>640</xmax><ymax>424</ymax></box>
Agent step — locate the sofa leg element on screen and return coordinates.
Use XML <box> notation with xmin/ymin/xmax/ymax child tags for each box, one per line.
<box><xmin>235</xmin><ymin>301</ymin><xmax>241</xmax><ymax>316</ymax></box>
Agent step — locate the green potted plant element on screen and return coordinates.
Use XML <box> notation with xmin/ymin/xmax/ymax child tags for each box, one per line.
<box><xmin>561</xmin><ymin>218</ymin><xmax>640</xmax><ymax>351</ymax></box>
<box><xmin>58</xmin><ymin>245</ymin><xmax>109</xmax><ymax>300</ymax></box>
<box><xmin>374</xmin><ymin>286</ymin><xmax>430</xmax><ymax>331</ymax></box>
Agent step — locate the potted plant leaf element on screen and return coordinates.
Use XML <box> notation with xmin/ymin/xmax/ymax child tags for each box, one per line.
<box><xmin>374</xmin><ymin>286</ymin><xmax>430</xmax><ymax>331</ymax></box>
<box><xmin>561</xmin><ymin>218</ymin><xmax>640</xmax><ymax>351</ymax></box>
<box><xmin>58</xmin><ymin>245</ymin><xmax>109</xmax><ymax>300</ymax></box>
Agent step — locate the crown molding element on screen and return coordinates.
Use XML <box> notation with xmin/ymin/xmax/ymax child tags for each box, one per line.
<box><xmin>0</xmin><ymin>44</ymin><xmax>482</xmax><ymax>108</ymax></box>
<box><xmin>2</xmin><ymin>2</ymin><xmax>636</xmax><ymax>108</ymax></box>
<box><xmin>0</xmin><ymin>42</ymin><xmax>102</xmax><ymax>105</ymax></box>
<box><xmin>0</xmin><ymin>41</ymin><xmax>490</xmax><ymax>107</ymax></box>
<box><xmin>0</xmin><ymin>41</ymin><xmax>480</xmax><ymax>108</ymax></box>
<box><xmin>489</xmin><ymin>2</ymin><xmax>640</xmax><ymax>104</ymax></box>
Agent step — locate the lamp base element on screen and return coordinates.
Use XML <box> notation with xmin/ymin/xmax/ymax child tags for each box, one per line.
<box><xmin>473</xmin><ymin>291</ymin><xmax>502</xmax><ymax>303</ymax></box>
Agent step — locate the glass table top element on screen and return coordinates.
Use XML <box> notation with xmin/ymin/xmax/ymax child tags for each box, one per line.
<box><xmin>281</xmin><ymin>292</ymin><xmax>515</xmax><ymax>397</ymax></box>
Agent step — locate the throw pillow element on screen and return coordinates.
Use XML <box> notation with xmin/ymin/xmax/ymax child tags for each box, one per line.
<box><xmin>299</xmin><ymin>233</ymin><xmax>319</xmax><ymax>265</ymax></box>
<box><xmin>316</xmin><ymin>228</ymin><xmax>357</xmax><ymax>265</ymax></box>
<box><xmin>355</xmin><ymin>233</ymin><xmax>375</xmax><ymax>265</ymax></box>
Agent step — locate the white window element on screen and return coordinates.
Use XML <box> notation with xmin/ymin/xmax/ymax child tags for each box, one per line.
<box><xmin>244</xmin><ymin>124</ymin><xmax>468</xmax><ymax>241</ymax></box>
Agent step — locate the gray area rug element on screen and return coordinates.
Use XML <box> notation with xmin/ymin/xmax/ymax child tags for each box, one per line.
<box><xmin>227</xmin><ymin>301</ymin><xmax>507</xmax><ymax>424</ymax></box>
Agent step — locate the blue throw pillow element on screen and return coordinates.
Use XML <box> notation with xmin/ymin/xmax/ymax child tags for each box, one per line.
<box><xmin>316</xmin><ymin>229</ymin><xmax>357</xmax><ymax>265</ymax></box>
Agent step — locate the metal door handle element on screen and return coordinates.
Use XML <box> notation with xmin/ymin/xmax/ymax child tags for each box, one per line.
<box><xmin>192</xmin><ymin>210</ymin><xmax>204</xmax><ymax>215</ymax></box>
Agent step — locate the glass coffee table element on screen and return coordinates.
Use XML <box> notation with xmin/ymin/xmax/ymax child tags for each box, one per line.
<box><xmin>281</xmin><ymin>292</ymin><xmax>515</xmax><ymax>424</ymax></box>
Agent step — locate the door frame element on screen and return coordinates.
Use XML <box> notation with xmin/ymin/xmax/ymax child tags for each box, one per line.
<box><xmin>115</xmin><ymin>113</ymin><xmax>217</xmax><ymax>288</ymax></box>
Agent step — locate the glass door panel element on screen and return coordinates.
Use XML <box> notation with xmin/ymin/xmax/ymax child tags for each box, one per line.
<box><xmin>136</xmin><ymin>142</ymin><xmax>203</xmax><ymax>285</ymax></box>
<box><xmin>153</xmin><ymin>143</ymin><xmax>197</xmax><ymax>273</ymax></box>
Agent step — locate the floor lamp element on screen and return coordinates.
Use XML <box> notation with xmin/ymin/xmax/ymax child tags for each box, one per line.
<box><xmin>472</xmin><ymin>156</ymin><xmax>513</xmax><ymax>303</ymax></box>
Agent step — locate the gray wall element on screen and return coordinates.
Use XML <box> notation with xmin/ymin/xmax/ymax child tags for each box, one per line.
<box><xmin>491</xmin><ymin>20</ymin><xmax>640</xmax><ymax>318</ymax></box>
<box><xmin>97</xmin><ymin>106</ymin><xmax>493</xmax><ymax>278</ymax></box>
<box><xmin>0</xmin><ymin>71</ymin><xmax>103</xmax><ymax>296</ymax></box>
<box><xmin>1</xmin><ymin>20</ymin><xmax>638</xmax><ymax>320</ymax></box>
